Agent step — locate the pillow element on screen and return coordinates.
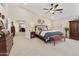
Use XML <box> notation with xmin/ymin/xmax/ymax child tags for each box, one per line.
<box><xmin>41</xmin><ymin>26</ymin><xmax>48</xmax><ymax>31</ymax></box>
<box><xmin>35</xmin><ymin>25</ymin><xmax>48</xmax><ymax>34</ymax></box>
<box><xmin>35</xmin><ymin>27</ymin><xmax>42</xmax><ymax>35</ymax></box>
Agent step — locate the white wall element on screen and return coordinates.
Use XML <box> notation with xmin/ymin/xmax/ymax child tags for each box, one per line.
<box><xmin>7</xmin><ymin>4</ymin><xmax>53</xmax><ymax>39</ymax></box>
<box><xmin>7</xmin><ymin>5</ymin><xmax>52</xmax><ymax>32</ymax></box>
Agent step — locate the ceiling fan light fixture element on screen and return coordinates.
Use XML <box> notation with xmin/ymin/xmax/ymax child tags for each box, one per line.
<box><xmin>50</xmin><ymin>10</ymin><xmax>54</xmax><ymax>14</ymax></box>
<box><xmin>43</xmin><ymin>3</ymin><xmax>63</xmax><ymax>14</ymax></box>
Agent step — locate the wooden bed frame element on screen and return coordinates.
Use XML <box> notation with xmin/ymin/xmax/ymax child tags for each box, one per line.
<box><xmin>35</xmin><ymin>25</ymin><xmax>50</xmax><ymax>43</ymax></box>
<box><xmin>35</xmin><ymin>33</ymin><xmax>49</xmax><ymax>43</ymax></box>
<box><xmin>34</xmin><ymin>25</ymin><xmax>65</xmax><ymax>44</ymax></box>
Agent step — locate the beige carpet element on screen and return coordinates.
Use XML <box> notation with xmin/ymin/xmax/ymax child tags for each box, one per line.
<box><xmin>9</xmin><ymin>32</ymin><xmax>79</xmax><ymax>56</ymax></box>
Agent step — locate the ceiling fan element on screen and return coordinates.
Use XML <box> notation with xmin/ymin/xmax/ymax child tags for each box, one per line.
<box><xmin>43</xmin><ymin>3</ymin><xmax>63</xmax><ymax>14</ymax></box>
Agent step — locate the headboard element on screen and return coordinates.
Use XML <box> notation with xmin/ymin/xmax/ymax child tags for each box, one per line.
<box><xmin>35</xmin><ymin>25</ymin><xmax>48</xmax><ymax>35</ymax></box>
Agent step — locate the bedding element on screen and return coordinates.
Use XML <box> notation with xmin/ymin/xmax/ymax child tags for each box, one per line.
<box><xmin>35</xmin><ymin>25</ymin><xmax>63</xmax><ymax>42</ymax></box>
<box><xmin>43</xmin><ymin>31</ymin><xmax>63</xmax><ymax>39</ymax></box>
<box><xmin>40</xmin><ymin>30</ymin><xmax>60</xmax><ymax>36</ymax></box>
<box><xmin>37</xmin><ymin>29</ymin><xmax>63</xmax><ymax>41</ymax></box>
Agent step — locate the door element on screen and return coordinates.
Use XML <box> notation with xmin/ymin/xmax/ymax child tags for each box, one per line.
<box><xmin>70</xmin><ymin>21</ymin><xmax>78</xmax><ymax>33</ymax></box>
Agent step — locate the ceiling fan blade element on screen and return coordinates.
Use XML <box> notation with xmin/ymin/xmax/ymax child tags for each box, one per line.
<box><xmin>50</xmin><ymin>3</ymin><xmax>53</xmax><ymax>9</ymax></box>
<box><xmin>51</xmin><ymin>3</ymin><xmax>53</xmax><ymax>7</ymax></box>
<box><xmin>52</xmin><ymin>12</ymin><xmax>55</xmax><ymax>14</ymax></box>
<box><xmin>50</xmin><ymin>8</ymin><xmax>53</xmax><ymax>10</ymax></box>
<box><xmin>54</xmin><ymin>4</ymin><xmax>59</xmax><ymax>8</ymax></box>
<box><xmin>55</xmin><ymin>9</ymin><xmax>63</xmax><ymax>11</ymax></box>
<box><xmin>45</xmin><ymin>11</ymin><xmax>50</xmax><ymax>14</ymax></box>
<box><xmin>51</xmin><ymin>3</ymin><xmax>53</xmax><ymax>6</ymax></box>
<box><xmin>60</xmin><ymin>11</ymin><xmax>63</xmax><ymax>13</ymax></box>
<box><xmin>43</xmin><ymin>8</ymin><xmax>49</xmax><ymax>10</ymax></box>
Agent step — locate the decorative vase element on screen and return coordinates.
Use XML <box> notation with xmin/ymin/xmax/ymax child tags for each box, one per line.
<box><xmin>64</xmin><ymin>27</ymin><xmax>69</xmax><ymax>38</ymax></box>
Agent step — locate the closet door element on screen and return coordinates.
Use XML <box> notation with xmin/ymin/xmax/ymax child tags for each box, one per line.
<box><xmin>70</xmin><ymin>21</ymin><xmax>77</xmax><ymax>33</ymax></box>
<box><xmin>69</xmin><ymin>21</ymin><xmax>79</xmax><ymax>40</ymax></box>
<box><xmin>77</xmin><ymin>22</ymin><xmax>79</xmax><ymax>32</ymax></box>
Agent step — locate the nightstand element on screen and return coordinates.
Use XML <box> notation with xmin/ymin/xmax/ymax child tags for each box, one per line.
<box><xmin>30</xmin><ymin>32</ymin><xmax>35</xmax><ymax>38</ymax></box>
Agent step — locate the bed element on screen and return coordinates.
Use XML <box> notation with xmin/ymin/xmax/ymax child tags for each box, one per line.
<box><xmin>35</xmin><ymin>25</ymin><xmax>64</xmax><ymax>43</ymax></box>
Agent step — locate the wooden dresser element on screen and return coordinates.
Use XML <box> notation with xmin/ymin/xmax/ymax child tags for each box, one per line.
<box><xmin>0</xmin><ymin>31</ymin><xmax>13</xmax><ymax>56</ymax></box>
<box><xmin>69</xmin><ymin>20</ymin><xmax>79</xmax><ymax>40</ymax></box>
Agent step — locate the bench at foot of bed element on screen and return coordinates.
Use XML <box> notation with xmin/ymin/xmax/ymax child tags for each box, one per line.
<box><xmin>49</xmin><ymin>35</ymin><xmax>65</xmax><ymax>46</ymax></box>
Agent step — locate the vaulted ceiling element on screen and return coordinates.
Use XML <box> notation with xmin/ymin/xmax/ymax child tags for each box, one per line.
<box><xmin>26</xmin><ymin>3</ymin><xmax>79</xmax><ymax>20</ymax></box>
<box><xmin>7</xmin><ymin>3</ymin><xmax>79</xmax><ymax>21</ymax></box>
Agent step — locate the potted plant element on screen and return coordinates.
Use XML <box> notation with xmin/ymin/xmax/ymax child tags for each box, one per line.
<box><xmin>64</xmin><ymin>27</ymin><xmax>69</xmax><ymax>38</ymax></box>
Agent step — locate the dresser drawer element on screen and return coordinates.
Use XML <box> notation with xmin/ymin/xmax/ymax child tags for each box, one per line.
<box><xmin>70</xmin><ymin>33</ymin><xmax>79</xmax><ymax>40</ymax></box>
